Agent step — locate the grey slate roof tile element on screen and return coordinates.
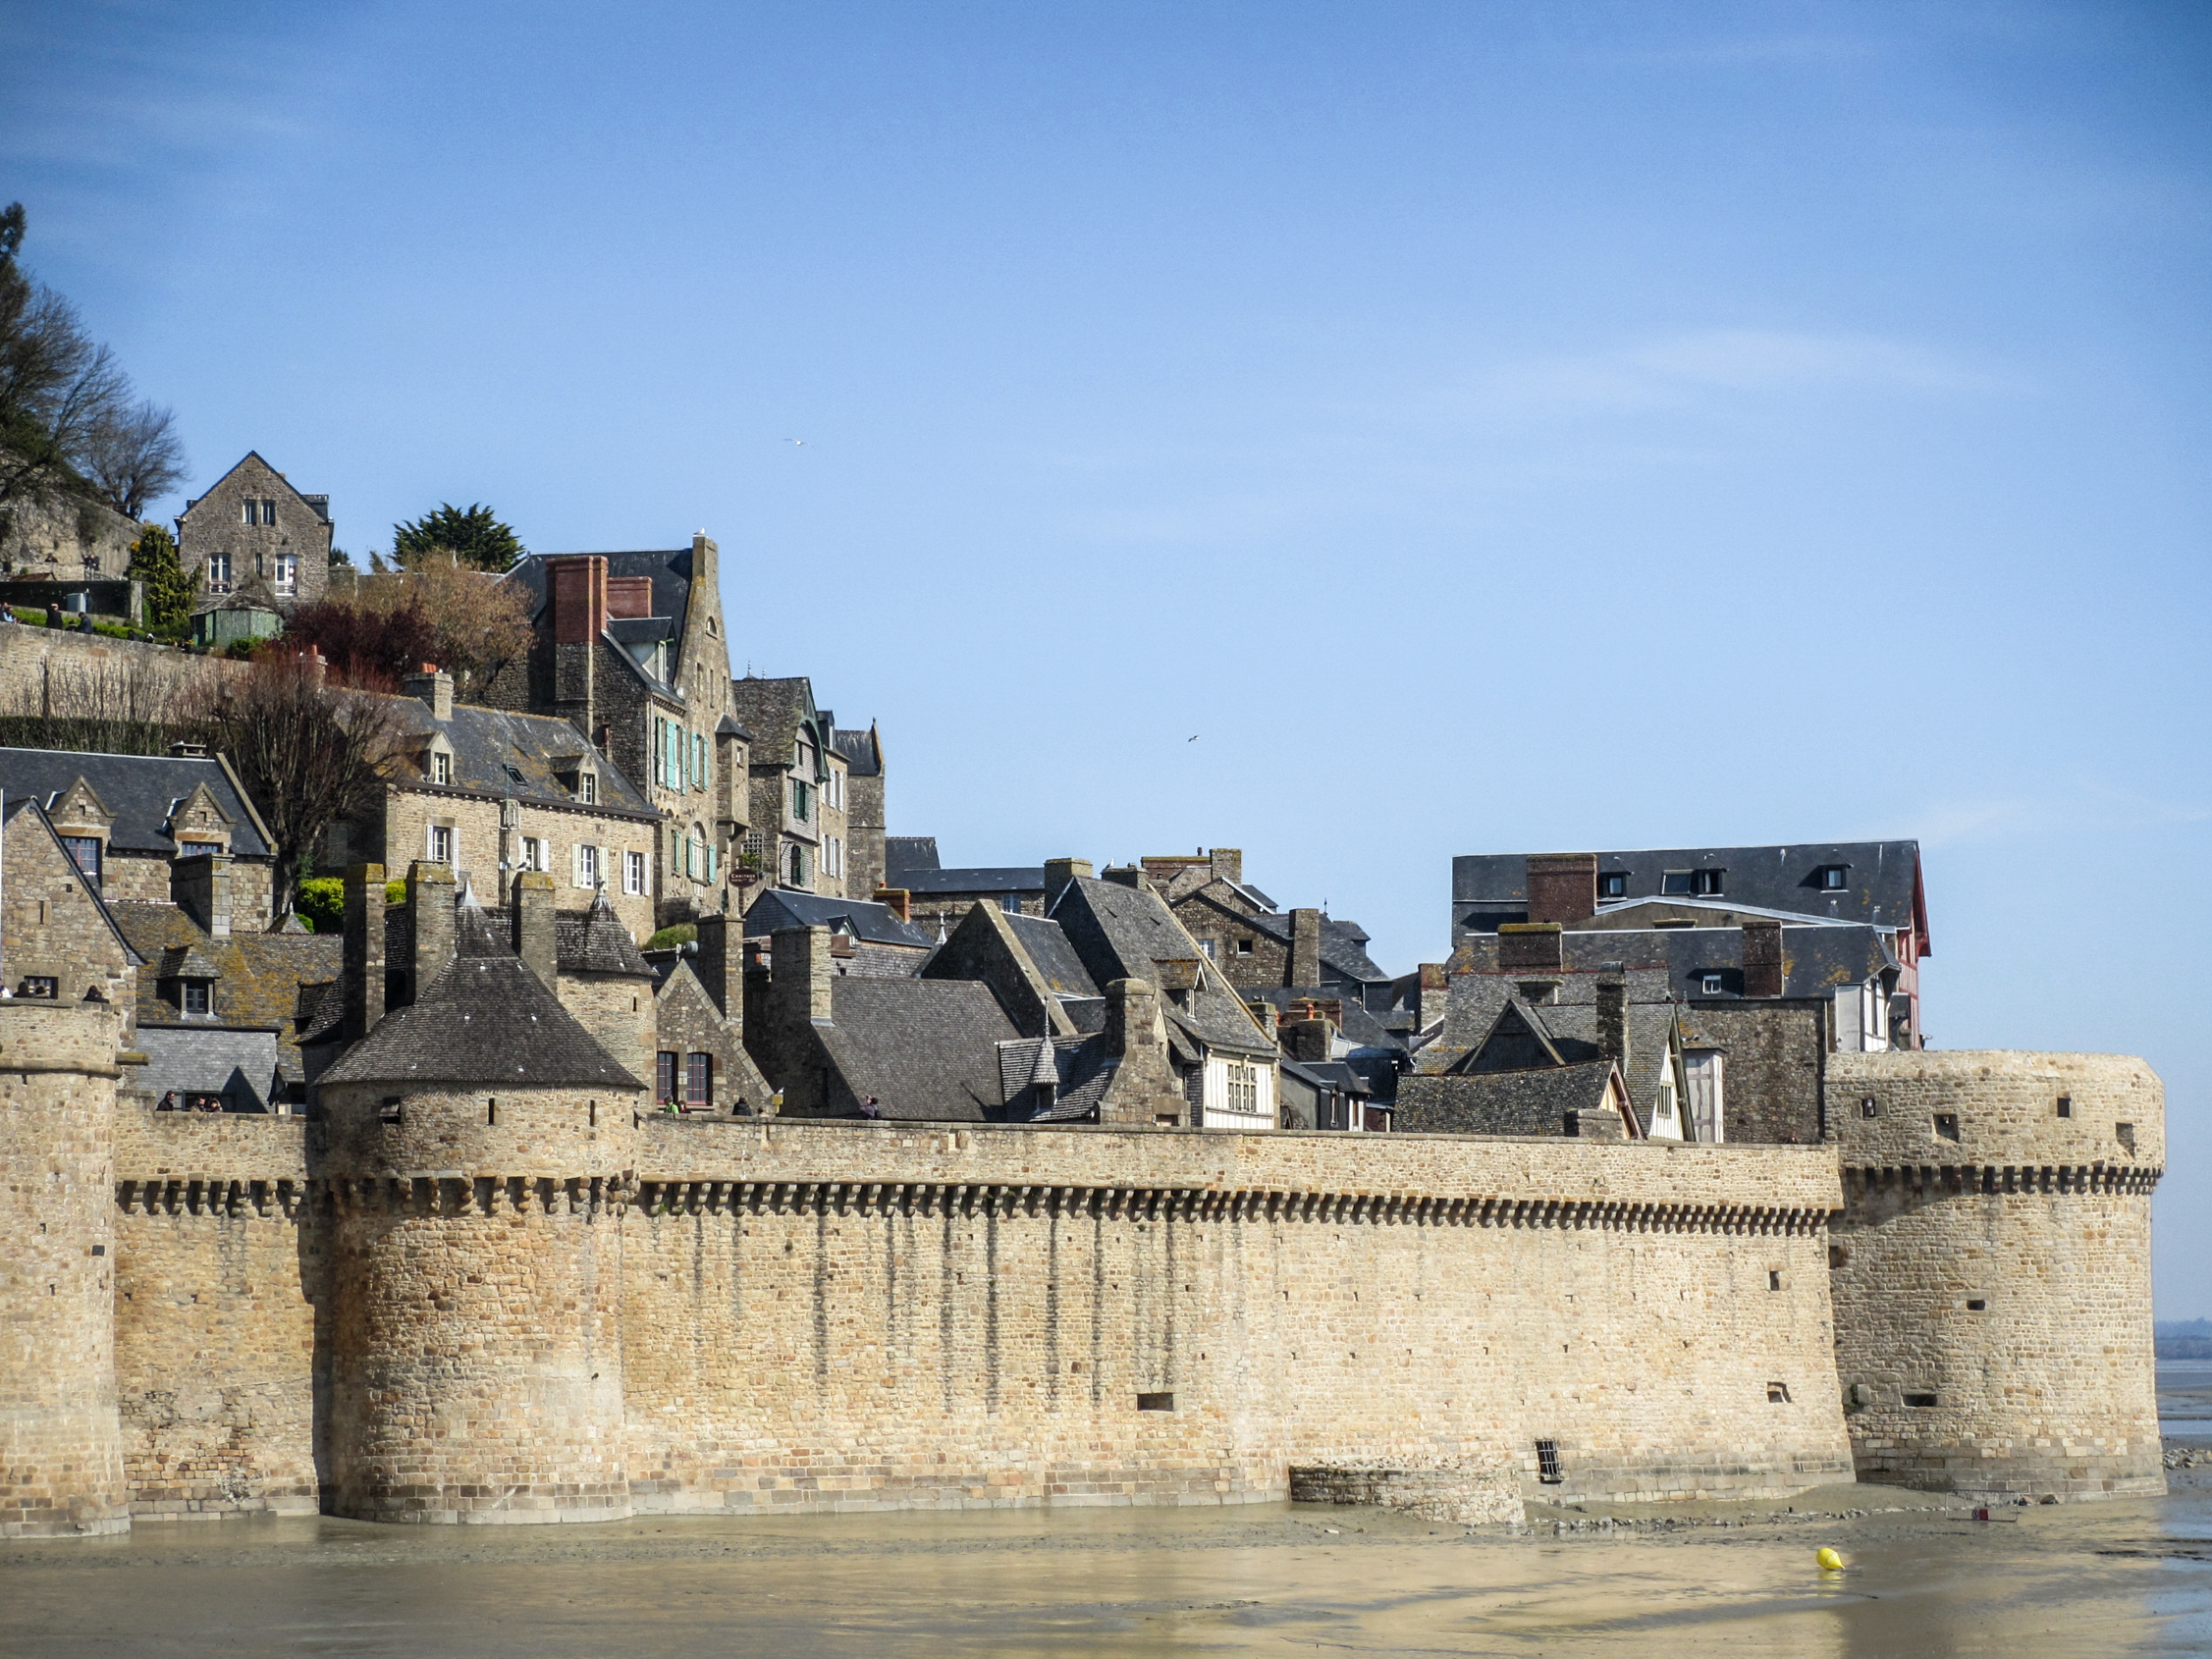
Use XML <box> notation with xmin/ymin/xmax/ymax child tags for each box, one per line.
<box><xmin>0</xmin><ymin>748</ymin><xmax>273</xmax><ymax>857</ymax></box>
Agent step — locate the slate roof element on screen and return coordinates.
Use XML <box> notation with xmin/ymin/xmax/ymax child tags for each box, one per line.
<box><xmin>1241</xmin><ymin>986</ymin><xmax>1405</xmax><ymax>1053</ymax></box>
<box><xmin>1425</xmin><ymin>988</ymin><xmax>1682</xmax><ymax>1135</ymax></box>
<box><xmin>1175</xmin><ymin>890</ymin><xmax>1390</xmax><ymax>986</ymax></box>
<box><xmin>134</xmin><ymin>1028</ymin><xmax>282</xmax><ymax>1112</ymax></box>
<box><xmin>830</xmin><ymin>725</ymin><xmax>882</xmax><ymax>777</ymax></box>
<box><xmin>109</xmin><ymin>902</ymin><xmax>342</xmax><ymax>1081</ymax></box>
<box><xmin>1002</xmin><ymin>913</ymin><xmax>1101</xmax><ymax>1000</ymax></box>
<box><xmin>318</xmin><ymin>944</ymin><xmax>643</xmax><ymax>1090</ymax></box>
<box><xmin>893</xmin><ymin>864</ymin><xmax>1048</xmax><ymax>897</ymax></box>
<box><xmin>726</xmin><ymin>676</ymin><xmax>815</xmax><ymax>767</ymax></box>
<box><xmin>885</xmin><ymin>836</ymin><xmax>939</xmax><ymax>874</ymax></box>
<box><xmin>0</xmin><ymin>748</ymin><xmax>273</xmax><ymax>858</ymax></box>
<box><xmin>1446</xmin><ymin>923</ymin><xmax>1899</xmax><ymax>1003</ymax></box>
<box><xmin>997</xmin><ymin>1034</ymin><xmax>1120</xmax><ymax>1124</ymax></box>
<box><xmin>811</xmin><ymin>978</ymin><xmax>1020</xmax><ymax>1121</ymax></box>
<box><xmin>742</xmin><ymin>887</ymin><xmax>934</xmax><ymax>949</ymax></box>
<box><xmin>380</xmin><ymin>698</ymin><xmax>654</xmax><ymax>819</ymax></box>
<box><xmin>1396</xmin><ymin>1062</ymin><xmax>1627</xmax><ymax>1138</ymax></box>
<box><xmin>554</xmin><ymin>891</ymin><xmax>654</xmax><ymax>976</ymax></box>
<box><xmin>1453</xmin><ymin>841</ymin><xmax>1928</xmax><ymax>951</ymax></box>
<box><xmin>1052</xmin><ymin>878</ymin><xmax>1274</xmax><ymax>1059</ymax></box>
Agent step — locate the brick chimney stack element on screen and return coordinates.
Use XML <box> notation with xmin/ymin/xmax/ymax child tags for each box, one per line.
<box><xmin>545</xmin><ymin>555</ymin><xmax>607</xmax><ymax>740</ymax></box>
<box><xmin>1497</xmin><ymin>922</ymin><xmax>1564</xmax><ymax>974</ymax></box>
<box><xmin>510</xmin><ymin>871</ymin><xmax>556</xmax><ymax>989</ymax></box>
<box><xmin>343</xmin><ymin>862</ymin><xmax>386</xmax><ymax>1041</ymax></box>
<box><xmin>1289</xmin><ymin>907</ymin><xmax>1322</xmax><ymax>988</ymax></box>
<box><xmin>873</xmin><ymin>886</ymin><xmax>911</xmax><ymax>924</ymax></box>
<box><xmin>406</xmin><ymin>860</ymin><xmax>456</xmax><ymax>1005</ymax></box>
<box><xmin>1742</xmin><ymin>919</ymin><xmax>1785</xmax><ymax>998</ymax></box>
<box><xmin>171</xmin><ymin>850</ymin><xmax>232</xmax><ymax>937</ymax></box>
<box><xmin>1526</xmin><ymin>853</ymin><xmax>1597</xmax><ymax>925</ymax></box>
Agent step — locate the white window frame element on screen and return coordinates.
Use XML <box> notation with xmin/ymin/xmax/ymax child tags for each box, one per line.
<box><xmin>624</xmin><ymin>849</ymin><xmax>645</xmax><ymax>894</ymax></box>
<box><xmin>574</xmin><ymin>842</ymin><xmax>601</xmax><ymax>888</ymax></box>
<box><xmin>431</xmin><ymin>749</ymin><xmax>453</xmax><ymax>786</ymax></box>
<box><xmin>272</xmin><ymin>553</ymin><xmax>298</xmax><ymax>593</ymax></box>
<box><xmin>577</xmin><ymin>770</ymin><xmax>597</xmax><ymax>805</ymax></box>
<box><xmin>427</xmin><ymin>824</ymin><xmax>454</xmax><ymax>864</ymax></box>
<box><xmin>206</xmin><ymin>552</ymin><xmax>232</xmax><ymax>592</ymax></box>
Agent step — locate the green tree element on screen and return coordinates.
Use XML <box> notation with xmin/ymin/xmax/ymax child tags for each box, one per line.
<box><xmin>125</xmin><ymin>523</ymin><xmax>192</xmax><ymax>635</ymax></box>
<box><xmin>391</xmin><ymin>502</ymin><xmax>524</xmax><ymax>572</ymax></box>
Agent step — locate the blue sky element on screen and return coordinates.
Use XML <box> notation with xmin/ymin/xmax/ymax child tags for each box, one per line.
<box><xmin>7</xmin><ymin>2</ymin><xmax>2208</xmax><ymax>1309</ymax></box>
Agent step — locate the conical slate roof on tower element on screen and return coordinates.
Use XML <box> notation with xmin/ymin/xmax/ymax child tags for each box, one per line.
<box><xmin>320</xmin><ymin>886</ymin><xmax>643</xmax><ymax>1090</ymax></box>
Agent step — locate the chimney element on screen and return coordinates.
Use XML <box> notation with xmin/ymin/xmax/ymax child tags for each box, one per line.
<box><xmin>1210</xmin><ymin>847</ymin><xmax>1243</xmax><ymax>885</ymax></box>
<box><xmin>1416</xmin><ymin>963</ymin><xmax>1448</xmax><ymax>1029</ymax></box>
<box><xmin>1106</xmin><ymin>977</ymin><xmax>1164</xmax><ymax>1062</ymax></box>
<box><xmin>407</xmin><ymin>859</ymin><xmax>457</xmax><ymax>1001</ymax></box>
<box><xmin>171</xmin><ymin>850</ymin><xmax>233</xmax><ymax>937</ymax></box>
<box><xmin>1044</xmin><ymin>858</ymin><xmax>1093</xmax><ymax>906</ymax></box>
<box><xmin>402</xmin><ymin>664</ymin><xmax>453</xmax><ymax>722</ymax></box>
<box><xmin>1595</xmin><ymin>976</ymin><xmax>1629</xmax><ymax>1074</ymax></box>
<box><xmin>545</xmin><ymin>555</ymin><xmax>607</xmax><ymax>737</ymax></box>
<box><xmin>1526</xmin><ymin>853</ymin><xmax>1597</xmax><ymax>925</ymax></box>
<box><xmin>1497</xmin><ymin>922</ymin><xmax>1564</xmax><ymax>974</ymax></box>
<box><xmin>1245</xmin><ymin>999</ymin><xmax>1278</xmax><ymax>1042</ymax></box>
<box><xmin>343</xmin><ymin>862</ymin><xmax>387</xmax><ymax>1040</ymax></box>
<box><xmin>1102</xmin><ymin>864</ymin><xmax>1150</xmax><ymax>891</ymax></box>
<box><xmin>873</xmin><ymin>885</ymin><xmax>911</xmax><ymax>924</ymax></box>
<box><xmin>510</xmin><ymin>871</ymin><xmax>556</xmax><ymax>989</ymax></box>
<box><xmin>1742</xmin><ymin>919</ymin><xmax>1784</xmax><ymax>998</ymax></box>
<box><xmin>773</xmin><ymin>925</ymin><xmax>834</xmax><ymax>1026</ymax></box>
<box><xmin>1283</xmin><ymin>1015</ymin><xmax>1333</xmax><ymax>1064</ymax></box>
<box><xmin>694</xmin><ymin>912</ymin><xmax>732</xmax><ymax>1018</ymax></box>
<box><xmin>1289</xmin><ymin>907</ymin><xmax>1322</xmax><ymax>988</ymax></box>
<box><xmin>691</xmin><ymin>530</ymin><xmax>717</xmax><ymax>598</ymax></box>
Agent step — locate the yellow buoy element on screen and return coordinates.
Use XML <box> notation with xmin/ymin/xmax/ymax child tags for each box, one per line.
<box><xmin>1816</xmin><ymin>1547</ymin><xmax>1845</xmax><ymax>1571</ymax></box>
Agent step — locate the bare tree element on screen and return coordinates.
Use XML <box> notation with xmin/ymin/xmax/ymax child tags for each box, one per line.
<box><xmin>81</xmin><ymin>399</ymin><xmax>187</xmax><ymax>518</ymax></box>
<box><xmin>183</xmin><ymin>655</ymin><xmax>405</xmax><ymax>927</ymax></box>
<box><xmin>0</xmin><ymin>642</ymin><xmax>220</xmax><ymax>754</ymax></box>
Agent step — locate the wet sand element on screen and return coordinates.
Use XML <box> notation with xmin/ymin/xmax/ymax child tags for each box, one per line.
<box><xmin>5</xmin><ymin>1480</ymin><xmax>2209</xmax><ymax>1658</ymax></box>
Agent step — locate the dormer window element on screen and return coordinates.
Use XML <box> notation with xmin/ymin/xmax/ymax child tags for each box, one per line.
<box><xmin>181</xmin><ymin>981</ymin><xmax>212</xmax><ymax>1016</ymax></box>
<box><xmin>1598</xmin><ymin>872</ymin><xmax>1627</xmax><ymax>899</ymax></box>
<box><xmin>577</xmin><ymin>771</ymin><xmax>597</xmax><ymax>805</ymax></box>
<box><xmin>431</xmin><ymin>750</ymin><xmax>453</xmax><ymax>786</ymax></box>
<box><xmin>1819</xmin><ymin>865</ymin><xmax>1849</xmax><ymax>890</ymax></box>
<box><xmin>60</xmin><ymin>835</ymin><xmax>102</xmax><ymax>887</ymax></box>
<box><xmin>1693</xmin><ymin>869</ymin><xmax>1725</xmax><ymax>896</ymax></box>
<box><xmin>1700</xmin><ymin>973</ymin><xmax>1724</xmax><ymax>994</ymax></box>
<box><xmin>1661</xmin><ymin>870</ymin><xmax>1692</xmax><ymax>895</ymax></box>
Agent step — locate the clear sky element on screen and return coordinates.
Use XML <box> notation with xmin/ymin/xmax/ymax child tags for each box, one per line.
<box><xmin>7</xmin><ymin>2</ymin><xmax>2207</xmax><ymax>1310</ymax></box>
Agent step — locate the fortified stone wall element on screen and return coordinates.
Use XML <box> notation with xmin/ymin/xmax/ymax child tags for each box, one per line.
<box><xmin>1828</xmin><ymin>1051</ymin><xmax>2164</xmax><ymax>1502</ymax></box>
<box><xmin>620</xmin><ymin>1122</ymin><xmax>1851</xmax><ymax>1516</ymax></box>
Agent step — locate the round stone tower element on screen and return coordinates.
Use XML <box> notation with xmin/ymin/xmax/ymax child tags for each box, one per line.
<box><xmin>1828</xmin><ymin>1050</ymin><xmax>2164</xmax><ymax>1503</ymax></box>
<box><xmin>0</xmin><ymin>1000</ymin><xmax>131</xmax><ymax>1536</ymax></box>
<box><xmin>316</xmin><ymin>903</ymin><xmax>646</xmax><ymax>1524</ymax></box>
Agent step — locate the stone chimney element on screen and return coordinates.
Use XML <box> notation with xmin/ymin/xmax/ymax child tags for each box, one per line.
<box><xmin>401</xmin><ymin>665</ymin><xmax>453</xmax><ymax>722</ymax></box>
<box><xmin>344</xmin><ymin>862</ymin><xmax>387</xmax><ymax>1041</ymax></box>
<box><xmin>406</xmin><ymin>860</ymin><xmax>456</xmax><ymax>1004</ymax></box>
<box><xmin>1102</xmin><ymin>864</ymin><xmax>1150</xmax><ymax>892</ymax></box>
<box><xmin>1497</xmin><ymin>922</ymin><xmax>1564</xmax><ymax>975</ymax></box>
<box><xmin>510</xmin><ymin>871</ymin><xmax>556</xmax><ymax>989</ymax></box>
<box><xmin>691</xmin><ymin>530</ymin><xmax>717</xmax><ymax>598</ymax></box>
<box><xmin>1416</xmin><ymin>963</ymin><xmax>1448</xmax><ymax>1029</ymax></box>
<box><xmin>1526</xmin><ymin>853</ymin><xmax>1597</xmax><ymax>925</ymax></box>
<box><xmin>1209</xmin><ymin>847</ymin><xmax>1243</xmax><ymax>885</ymax></box>
<box><xmin>874</xmin><ymin>886</ymin><xmax>911</xmax><ymax>924</ymax></box>
<box><xmin>1283</xmin><ymin>1015</ymin><xmax>1333</xmax><ymax>1065</ymax></box>
<box><xmin>1044</xmin><ymin>858</ymin><xmax>1093</xmax><ymax>907</ymax></box>
<box><xmin>1742</xmin><ymin>919</ymin><xmax>1784</xmax><ymax>998</ymax></box>
<box><xmin>773</xmin><ymin>926</ymin><xmax>834</xmax><ymax>1026</ymax></box>
<box><xmin>1595</xmin><ymin>976</ymin><xmax>1629</xmax><ymax>1075</ymax></box>
<box><xmin>545</xmin><ymin>555</ymin><xmax>607</xmax><ymax>738</ymax></box>
<box><xmin>1245</xmin><ymin>999</ymin><xmax>1278</xmax><ymax>1043</ymax></box>
<box><xmin>1289</xmin><ymin>907</ymin><xmax>1322</xmax><ymax>988</ymax></box>
<box><xmin>171</xmin><ymin>850</ymin><xmax>233</xmax><ymax>937</ymax></box>
<box><xmin>694</xmin><ymin>912</ymin><xmax>731</xmax><ymax>1018</ymax></box>
<box><xmin>1098</xmin><ymin>977</ymin><xmax>1182</xmax><ymax>1127</ymax></box>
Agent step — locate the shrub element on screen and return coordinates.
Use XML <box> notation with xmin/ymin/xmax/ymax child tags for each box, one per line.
<box><xmin>296</xmin><ymin>878</ymin><xmax>345</xmax><ymax>935</ymax></box>
<box><xmin>644</xmin><ymin>923</ymin><xmax>697</xmax><ymax>951</ymax></box>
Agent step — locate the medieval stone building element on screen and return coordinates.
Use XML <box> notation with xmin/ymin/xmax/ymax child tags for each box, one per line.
<box><xmin>175</xmin><ymin>453</ymin><xmax>334</xmax><ymax>616</ymax></box>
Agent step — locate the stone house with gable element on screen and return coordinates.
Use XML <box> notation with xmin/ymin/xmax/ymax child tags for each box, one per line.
<box><xmin>0</xmin><ymin>794</ymin><xmax>142</xmax><ymax>1016</ymax></box>
<box><xmin>727</xmin><ymin>675</ymin><xmax>856</xmax><ymax>901</ymax></box>
<box><xmin>175</xmin><ymin>453</ymin><xmax>334</xmax><ymax>615</ymax></box>
<box><xmin>0</xmin><ymin>745</ymin><xmax>278</xmax><ymax>923</ymax></box>
<box><xmin>739</xmin><ymin>886</ymin><xmax>934</xmax><ymax>979</ymax></box>
<box><xmin>487</xmin><ymin>536</ymin><xmax>742</xmax><ymax>928</ymax></box>
<box><xmin>829</xmin><ymin>723</ymin><xmax>887</xmax><ymax>899</ymax></box>
<box><xmin>327</xmin><ymin>669</ymin><xmax>663</xmax><ymax>943</ymax></box>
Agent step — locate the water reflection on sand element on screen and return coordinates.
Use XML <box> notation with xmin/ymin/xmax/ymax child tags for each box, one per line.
<box><xmin>4</xmin><ymin>1480</ymin><xmax>2208</xmax><ymax>1658</ymax></box>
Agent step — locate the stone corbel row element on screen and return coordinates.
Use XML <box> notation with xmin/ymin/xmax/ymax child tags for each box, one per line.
<box><xmin>323</xmin><ymin>1173</ymin><xmax>633</xmax><ymax>1218</ymax></box>
<box><xmin>1843</xmin><ymin>1163</ymin><xmax>2163</xmax><ymax>1198</ymax></box>
<box><xmin>630</xmin><ymin>1179</ymin><xmax>1831</xmax><ymax>1237</ymax></box>
<box><xmin>115</xmin><ymin>1177</ymin><xmax>309</xmax><ymax>1219</ymax></box>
